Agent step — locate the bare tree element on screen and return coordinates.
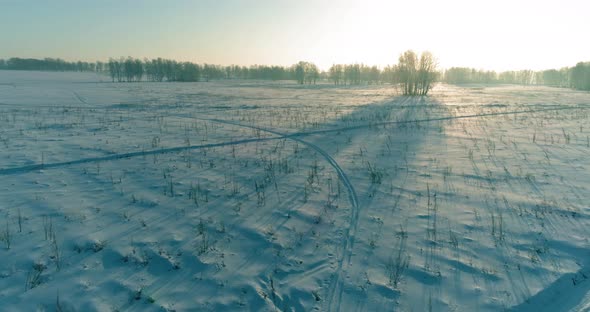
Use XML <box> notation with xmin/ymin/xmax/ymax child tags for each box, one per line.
<box><xmin>108</xmin><ymin>58</ymin><xmax>116</xmax><ymax>82</ymax></box>
<box><xmin>398</xmin><ymin>50</ymin><xmax>418</xmax><ymax>95</ymax></box>
<box><xmin>305</xmin><ymin>63</ymin><xmax>319</xmax><ymax>84</ymax></box>
<box><xmin>397</xmin><ymin>50</ymin><xmax>437</xmax><ymax>95</ymax></box>
<box><xmin>295</xmin><ymin>62</ymin><xmax>305</xmax><ymax>84</ymax></box>
<box><xmin>418</xmin><ymin>51</ymin><xmax>437</xmax><ymax>95</ymax></box>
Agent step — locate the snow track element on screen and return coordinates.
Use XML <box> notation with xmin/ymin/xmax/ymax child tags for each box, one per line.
<box><xmin>202</xmin><ymin>117</ymin><xmax>359</xmax><ymax>209</ymax></box>
<box><xmin>196</xmin><ymin>117</ymin><xmax>360</xmax><ymax>312</ymax></box>
<box><xmin>4</xmin><ymin>75</ymin><xmax>590</xmax><ymax>311</ymax></box>
<box><xmin>0</xmin><ymin>137</ymin><xmax>279</xmax><ymax>175</ymax></box>
<box><xmin>286</xmin><ymin>104</ymin><xmax>590</xmax><ymax>138</ymax></box>
<box><xmin>4</xmin><ymin>104</ymin><xmax>587</xmax><ymax>176</ymax></box>
<box><xmin>3</xmin><ymin>99</ymin><xmax>586</xmax><ymax>310</ymax></box>
<box><xmin>73</xmin><ymin>91</ymin><xmax>87</xmax><ymax>104</ymax></box>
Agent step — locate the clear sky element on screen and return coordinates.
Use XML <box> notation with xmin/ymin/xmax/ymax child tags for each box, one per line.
<box><xmin>1</xmin><ymin>0</ymin><xmax>589</xmax><ymax>71</ymax></box>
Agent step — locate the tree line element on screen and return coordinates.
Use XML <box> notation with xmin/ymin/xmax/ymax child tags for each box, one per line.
<box><xmin>0</xmin><ymin>52</ymin><xmax>439</xmax><ymax>95</ymax></box>
<box><xmin>104</xmin><ymin>52</ymin><xmax>439</xmax><ymax>95</ymax></box>
<box><xmin>443</xmin><ymin>64</ymin><xmax>590</xmax><ymax>90</ymax></box>
<box><xmin>0</xmin><ymin>57</ymin><xmax>105</xmax><ymax>72</ymax></box>
<box><xmin>571</xmin><ymin>62</ymin><xmax>590</xmax><ymax>91</ymax></box>
<box><xmin>0</xmin><ymin>57</ymin><xmax>299</xmax><ymax>82</ymax></box>
<box><xmin>0</xmin><ymin>53</ymin><xmax>435</xmax><ymax>88</ymax></box>
<box><xmin>106</xmin><ymin>57</ymin><xmax>316</xmax><ymax>83</ymax></box>
<box><xmin>3</xmin><ymin>55</ymin><xmax>588</xmax><ymax>92</ymax></box>
<box><xmin>328</xmin><ymin>64</ymin><xmax>379</xmax><ymax>85</ymax></box>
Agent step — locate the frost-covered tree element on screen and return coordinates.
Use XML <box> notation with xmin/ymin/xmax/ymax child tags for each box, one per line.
<box><xmin>417</xmin><ymin>51</ymin><xmax>438</xmax><ymax>95</ymax></box>
<box><xmin>397</xmin><ymin>50</ymin><xmax>437</xmax><ymax>95</ymax></box>
<box><xmin>397</xmin><ymin>50</ymin><xmax>418</xmax><ymax>95</ymax></box>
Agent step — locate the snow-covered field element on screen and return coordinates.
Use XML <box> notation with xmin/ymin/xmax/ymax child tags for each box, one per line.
<box><xmin>1</xmin><ymin>70</ymin><xmax>590</xmax><ymax>311</ymax></box>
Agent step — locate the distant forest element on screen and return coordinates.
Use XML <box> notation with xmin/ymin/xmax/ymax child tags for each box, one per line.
<box><xmin>443</xmin><ymin>64</ymin><xmax>590</xmax><ymax>90</ymax></box>
<box><xmin>1</xmin><ymin>56</ymin><xmax>589</xmax><ymax>91</ymax></box>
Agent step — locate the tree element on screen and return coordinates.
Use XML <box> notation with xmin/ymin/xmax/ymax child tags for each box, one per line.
<box><xmin>368</xmin><ymin>66</ymin><xmax>380</xmax><ymax>85</ymax></box>
<box><xmin>292</xmin><ymin>62</ymin><xmax>320</xmax><ymax>85</ymax></box>
<box><xmin>381</xmin><ymin>65</ymin><xmax>399</xmax><ymax>84</ymax></box>
<box><xmin>344</xmin><ymin>64</ymin><xmax>360</xmax><ymax>85</ymax></box>
<box><xmin>306</xmin><ymin>63</ymin><xmax>319</xmax><ymax>84</ymax></box>
<box><xmin>295</xmin><ymin>62</ymin><xmax>305</xmax><ymax>84</ymax></box>
<box><xmin>153</xmin><ymin>58</ymin><xmax>166</xmax><ymax>82</ymax></box>
<box><xmin>108</xmin><ymin>58</ymin><xmax>117</xmax><ymax>82</ymax></box>
<box><xmin>108</xmin><ymin>58</ymin><xmax>123</xmax><ymax>82</ymax></box>
<box><xmin>95</xmin><ymin>61</ymin><xmax>104</xmax><ymax>73</ymax></box>
<box><xmin>133</xmin><ymin>59</ymin><xmax>143</xmax><ymax>82</ymax></box>
<box><xmin>571</xmin><ymin>62</ymin><xmax>590</xmax><ymax>91</ymax></box>
<box><xmin>417</xmin><ymin>51</ymin><xmax>438</xmax><ymax>95</ymax></box>
<box><xmin>163</xmin><ymin>59</ymin><xmax>180</xmax><ymax>81</ymax></box>
<box><xmin>329</xmin><ymin>64</ymin><xmax>343</xmax><ymax>85</ymax></box>
<box><xmin>179</xmin><ymin>62</ymin><xmax>200</xmax><ymax>82</ymax></box>
<box><xmin>397</xmin><ymin>50</ymin><xmax>418</xmax><ymax>95</ymax></box>
<box><xmin>396</xmin><ymin>50</ymin><xmax>437</xmax><ymax>95</ymax></box>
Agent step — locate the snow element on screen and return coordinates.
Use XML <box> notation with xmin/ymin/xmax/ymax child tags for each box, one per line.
<box><xmin>1</xmin><ymin>70</ymin><xmax>590</xmax><ymax>311</ymax></box>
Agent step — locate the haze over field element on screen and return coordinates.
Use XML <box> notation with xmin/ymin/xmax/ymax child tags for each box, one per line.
<box><xmin>1</xmin><ymin>0</ymin><xmax>590</xmax><ymax>70</ymax></box>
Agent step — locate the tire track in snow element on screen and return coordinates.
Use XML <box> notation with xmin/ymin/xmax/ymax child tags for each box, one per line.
<box><xmin>325</xmin><ymin>96</ymin><xmax>415</xmax><ymax>311</ymax></box>
<box><xmin>73</xmin><ymin>91</ymin><xmax>87</xmax><ymax>104</ymax></box>
<box><xmin>2</xmin><ymin>99</ymin><xmax>582</xmax><ymax>308</ymax></box>
<box><xmin>201</xmin><ymin>117</ymin><xmax>359</xmax><ymax>208</ymax></box>
<box><xmin>194</xmin><ymin>117</ymin><xmax>359</xmax><ymax>312</ymax></box>
<box><xmin>3</xmin><ymin>105</ymin><xmax>586</xmax><ymax>177</ymax></box>
<box><xmin>283</xmin><ymin>104</ymin><xmax>590</xmax><ymax>139</ymax></box>
<box><xmin>0</xmin><ymin>137</ymin><xmax>280</xmax><ymax>175</ymax></box>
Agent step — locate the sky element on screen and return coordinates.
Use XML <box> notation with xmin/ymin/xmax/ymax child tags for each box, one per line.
<box><xmin>1</xmin><ymin>0</ymin><xmax>589</xmax><ymax>71</ymax></box>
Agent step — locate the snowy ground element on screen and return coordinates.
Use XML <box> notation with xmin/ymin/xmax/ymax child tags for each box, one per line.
<box><xmin>1</xmin><ymin>70</ymin><xmax>590</xmax><ymax>311</ymax></box>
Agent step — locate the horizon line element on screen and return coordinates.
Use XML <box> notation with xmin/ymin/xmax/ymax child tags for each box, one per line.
<box><xmin>0</xmin><ymin>55</ymin><xmax>584</xmax><ymax>73</ymax></box>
